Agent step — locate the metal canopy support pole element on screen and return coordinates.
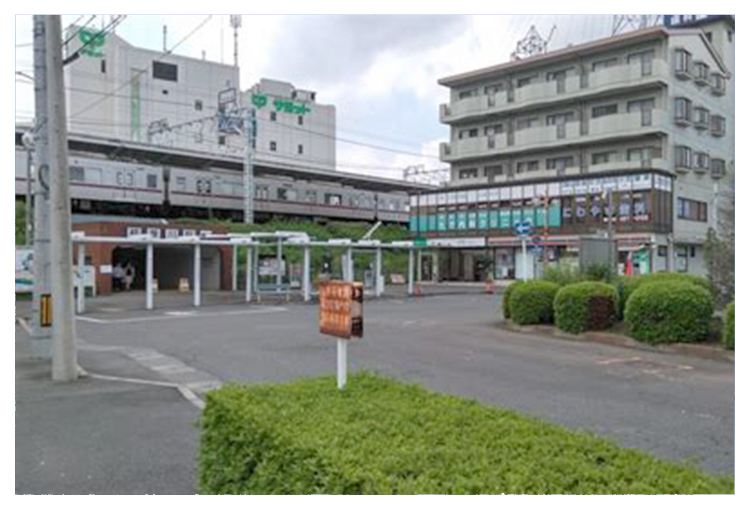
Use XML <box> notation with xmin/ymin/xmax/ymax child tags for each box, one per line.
<box><xmin>375</xmin><ymin>247</ymin><xmax>383</xmax><ymax>297</ymax></box>
<box><xmin>337</xmin><ymin>339</ymin><xmax>347</xmax><ymax>390</ymax></box>
<box><xmin>146</xmin><ymin>243</ymin><xmax>154</xmax><ymax>310</ymax></box>
<box><xmin>253</xmin><ymin>247</ymin><xmax>260</xmax><ymax>302</ymax></box>
<box><xmin>245</xmin><ymin>246</ymin><xmax>253</xmax><ymax>303</ymax></box>
<box><xmin>231</xmin><ymin>245</ymin><xmax>238</xmax><ymax>292</ymax></box>
<box><xmin>408</xmin><ymin>248</ymin><xmax>414</xmax><ymax>296</ymax></box>
<box><xmin>276</xmin><ymin>237</ymin><xmax>283</xmax><ymax>292</ymax></box>
<box><xmin>193</xmin><ymin>243</ymin><xmax>201</xmax><ymax>307</ymax></box>
<box><xmin>303</xmin><ymin>245</ymin><xmax>311</xmax><ymax>302</ymax></box>
<box><xmin>76</xmin><ymin>243</ymin><xmax>85</xmax><ymax>314</ymax></box>
<box><xmin>417</xmin><ymin>249</ymin><xmax>423</xmax><ymax>284</ymax></box>
<box><xmin>346</xmin><ymin>247</ymin><xmax>354</xmax><ymax>282</ymax></box>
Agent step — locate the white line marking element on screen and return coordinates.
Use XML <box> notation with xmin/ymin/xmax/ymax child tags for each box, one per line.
<box><xmin>16</xmin><ymin>317</ymin><xmax>33</xmax><ymax>335</ymax></box>
<box><xmin>76</xmin><ymin>306</ymin><xmax>288</xmax><ymax>324</ymax></box>
<box><xmin>596</xmin><ymin>356</ymin><xmax>643</xmax><ymax>365</ymax></box>
<box><xmin>87</xmin><ymin>372</ymin><xmax>207</xmax><ymax>410</ymax></box>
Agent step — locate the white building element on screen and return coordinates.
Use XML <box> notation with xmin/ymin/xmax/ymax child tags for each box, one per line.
<box><xmin>412</xmin><ymin>16</ymin><xmax>734</xmax><ymax>280</ymax></box>
<box><xmin>63</xmin><ymin>26</ymin><xmax>337</xmax><ymax>172</ymax></box>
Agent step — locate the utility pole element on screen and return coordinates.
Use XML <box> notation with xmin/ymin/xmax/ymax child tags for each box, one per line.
<box><xmin>31</xmin><ymin>15</ymin><xmax>52</xmax><ymax>359</ymax></box>
<box><xmin>604</xmin><ymin>189</ymin><xmax>617</xmax><ymax>276</ymax></box>
<box><xmin>244</xmin><ymin>108</ymin><xmax>257</xmax><ymax>224</ymax></box>
<box><xmin>22</xmin><ymin>132</ymin><xmax>34</xmax><ymax>244</ymax></box>
<box><xmin>46</xmin><ymin>15</ymin><xmax>78</xmax><ymax>381</ymax></box>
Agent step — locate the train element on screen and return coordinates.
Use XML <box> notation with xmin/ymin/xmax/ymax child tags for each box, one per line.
<box><xmin>14</xmin><ymin>148</ymin><xmax>410</xmax><ymax>223</ymax></box>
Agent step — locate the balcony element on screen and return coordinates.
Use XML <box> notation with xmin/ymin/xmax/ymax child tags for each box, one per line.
<box><xmin>440</xmin><ymin>134</ymin><xmax>509</xmax><ymax>162</ymax></box>
<box><xmin>589</xmin><ymin>158</ymin><xmax>669</xmax><ymax>174</ymax></box>
<box><xmin>587</xmin><ymin>109</ymin><xmax>667</xmax><ymax>141</ymax></box>
<box><xmin>514</xmin><ymin>121</ymin><xmax>582</xmax><ymax>149</ymax></box>
<box><xmin>439</xmin><ymin>60</ymin><xmax>667</xmax><ymax>124</ymax></box>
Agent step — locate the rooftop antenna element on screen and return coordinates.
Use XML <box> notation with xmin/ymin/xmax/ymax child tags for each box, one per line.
<box><xmin>230</xmin><ymin>15</ymin><xmax>242</xmax><ymax>67</ymax></box>
<box><xmin>511</xmin><ymin>25</ymin><xmax>556</xmax><ymax>61</ymax></box>
<box><xmin>612</xmin><ymin>15</ymin><xmax>662</xmax><ymax>36</ymax></box>
<box><xmin>163</xmin><ymin>25</ymin><xmax>167</xmax><ymax>52</ymax></box>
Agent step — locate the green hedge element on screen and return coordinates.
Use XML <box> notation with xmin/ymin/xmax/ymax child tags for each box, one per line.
<box><xmin>508</xmin><ymin>281</ymin><xmax>560</xmax><ymax>325</ymax></box>
<box><xmin>501</xmin><ymin>280</ymin><xmax>523</xmax><ymax>319</ymax></box>
<box><xmin>619</xmin><ymin>273</ymin><xmax>711</xmax><ymax>315</ymax></box>
<box><xmin>198</xmin><ymin>373</ymin><xmax>732</xmax><ymax>494</ymax></box>
<box><xmin>624</xmin><ymin>281</ymin><xmax>714</xmax><ymax>345</ymax></box>
<box><xmin>724</xmin><ymin>302</ymin><xmax>734</xmax><ymax>350</ymax></box>
<box><xmin>554</xmin><ymin>282</ymin><xmax>619</xmax><ymax>334</ymax></box>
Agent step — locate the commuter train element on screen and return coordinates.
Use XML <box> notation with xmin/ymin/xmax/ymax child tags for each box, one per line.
<box><xmin>14</xmin><ymin>148</ymin><xmax>410</xmax><ymax>223</ymax></box>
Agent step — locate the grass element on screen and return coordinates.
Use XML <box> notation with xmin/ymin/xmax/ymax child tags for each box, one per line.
<box><xmin>199</xmin><ymin>372</ymin><xmax>733</xmax><ymax>494</ymax></box>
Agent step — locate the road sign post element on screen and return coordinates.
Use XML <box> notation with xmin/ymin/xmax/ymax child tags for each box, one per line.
<box><xmin>318</xmin><ymin>281</ymin><xmax>363</xmax><ymax>390</ymax></box>
<box><xmin>515</xmin><ymin>220</ymin><xmax>533</xmax><ymax>282</ymax></box>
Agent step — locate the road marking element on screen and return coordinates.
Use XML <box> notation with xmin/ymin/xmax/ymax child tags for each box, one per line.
<box><xmin>596</xmin><ymin>356</ymin><xmax>643</xmax><ymax>365</ymax></box>
<box><xmin>76</xmin><ymin>306</ymin><xmax>288</xmax><ymax>324</ymax></box>
<box><xmin>16</xmin><ymin>317</ymin><xmax>33</xmax><ymax>335</ymax></box>
<box><xmin>87</xmin><ymin>372</ymin><xmax>206</xmax><ymax>409</ymax></box>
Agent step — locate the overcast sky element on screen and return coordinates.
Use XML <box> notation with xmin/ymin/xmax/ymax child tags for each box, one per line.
<box><xmin>15</xmin><ymin>14</ymin><xmax>618</xmax><ymax>180</ymax></box>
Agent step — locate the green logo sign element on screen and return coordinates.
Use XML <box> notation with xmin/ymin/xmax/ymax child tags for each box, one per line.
<box><xmin>251</xmin><ymin>94</ymin><xmax>311</xmax><ymax>115</ymax></box>
<box><xmin>78</xmin><ymin>28</ymin><xmax>106</xmax><ymax>58</ymax></box>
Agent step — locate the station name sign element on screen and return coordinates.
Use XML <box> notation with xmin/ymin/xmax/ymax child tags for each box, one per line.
<box><xmin>251</xmin><ymin>94</ymin><xmax>311</xmax><ymax>115</ymax></box>
<box><xmin>319</xmin><ymin>281</ymin><xmax>363</xmax><ymax>339</ymax></box>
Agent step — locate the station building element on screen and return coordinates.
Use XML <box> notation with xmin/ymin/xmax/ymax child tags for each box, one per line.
<box><xmin>411</xmin><ymin>16</ymin><xmax>734</xmax><ymax>281</ymax></box>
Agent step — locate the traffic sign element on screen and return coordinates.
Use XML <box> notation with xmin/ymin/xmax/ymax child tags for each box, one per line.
<box><xmin>515</xmin><ymin>220</ymin><xmax>533</xmax><ymax>237</ymax></box>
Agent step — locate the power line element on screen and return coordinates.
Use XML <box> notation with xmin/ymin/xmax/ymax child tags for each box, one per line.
<box><xmin>62</xmin><ymin>15</ymin><xmax>97</xmax><ymax>46</ymax></box>
<box><xmin>71</xmin><ymin>15</ymin><xmax>214</xmax><ymax>119</ymax></box>
<box><xmin>63</xmin><ymin>15</ymin><xmax>126</xmax><ymax>66</ymax></box>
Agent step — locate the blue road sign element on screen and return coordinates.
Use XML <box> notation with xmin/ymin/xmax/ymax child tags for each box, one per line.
<box><xmin>515</xmin><ymin>220</ymin><xmax>532</xmax><ymax>237</ymax></box>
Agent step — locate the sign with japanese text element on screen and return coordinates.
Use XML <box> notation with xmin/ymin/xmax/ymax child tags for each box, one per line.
<box><xmin>251</xmin><ymin>94</ymin><xmax>311</xmax><ymax>115</ymax></box>
<box><xmin>319</xmin><ymin>281</ymin><xmax>363</xmax><ymax>340</ymax></box>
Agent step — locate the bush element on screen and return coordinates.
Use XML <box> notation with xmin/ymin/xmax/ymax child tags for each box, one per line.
<box><xmin>582</xmin><ymin>263</ymin><xmax>614</xmax><ymax>283</ymax></box>
<box><xmin>724</xmin><ymin>302</ymin><xmax>734</xmax><ymax>350</ymax></box>
<box><xmin>554</xmin><ymin>282</ymin><xmax>619</xmax><ymax>334</ymax></box>
<box><xmin>624</xmin><ymin>281</ymin><xmax>714</xmax><ymax>345</ymax></box>
<box><xmin>620</xmin><ymin>273</ymin><xmax>711</xmax><ymax>311</ymax></box>
<box><xmin>508</xmin><ymin>281</ymin><xmax>560</xmax><ymax>325</ymax></box>
<box><xmin>501</xmin><ymin>280</ymin><xmax>523</xmax><ymax>319</ymax></box>
<box><xmin>199</xmin><ymin>373</ymin><xmax>732</xmax><ymax>494</ymax></box>
<box><xmin>541</xmin><ymin>265</ymin><xmax>582</xmax><ymax>287</ymax></box>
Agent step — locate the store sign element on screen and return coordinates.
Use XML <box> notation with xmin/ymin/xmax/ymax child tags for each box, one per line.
<box><xmin>425</xmin><ymin>237</ymin><xmax>486</xmax><ymax>248</ymax></box>
<box><xmin>251</xmin><ymin>94</ymin><xmax>311</xmax><ymax>115</ymax></box>
<box><xmin>79</xmin><ymin>28</ymin><xmax>106</xmax><ymax>58</ymax></box>
<box><xmin>319</xmin><ymin>281</ymin><xmax>363</xmax><ymax>339</ymax></box>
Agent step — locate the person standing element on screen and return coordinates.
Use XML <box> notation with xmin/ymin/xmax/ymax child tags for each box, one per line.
<box><xmin>112</xmin><ymin>264</ymin><xmax>125</xmax><ymax>292</ymax></box>
<box><xmin>124</xmin><ymin>263</ymin><xmax>135</xmax><ymax>292</ymax></box>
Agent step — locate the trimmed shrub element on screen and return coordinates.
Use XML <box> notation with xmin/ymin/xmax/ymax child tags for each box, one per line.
<box><xmin>501</xmin><ymin>280</ymin><xmax>523</xmax><ymax>319</ymax></box>
<box><xmin>624</xmin><ymin>281</ymin><xmax>714</xmax><ymax>345</ymax></box>
<box><xmin>541</xmin><ymin>265</ymin><xmax>582</xmax><ymax>287</ymax></box>
<box><xmin>508</xmin><ymin>280</ymin><xmax>560</xmax><ymax>325</ymax></box>
<box><xmin>620</xmin><ymin>273</ymin><xmax>711</xmax><ymax>310</ymax></box>
<box><xmin>724</xmin><ymin>302</ymin><xmax>734</xmax><ymax>350</ymax></box>
<box><xmin>554</xmin><ymin>282</ymin><xmax>619</xmax><ymax>334</ymax></box>
<box><xmin>582</xmin><ymin>263</ymin><xmax>614</xmax><ymax>283</ymax></box>
<box><xmin>199</xmin><ymin>373</ymin><xmax>733</xmax><ymax>494</ymax></box>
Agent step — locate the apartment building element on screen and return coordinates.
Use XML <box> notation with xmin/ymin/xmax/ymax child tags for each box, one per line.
<box><xmin>411</xmin><ymin>16</ymin><xmax>734</xmax><ymax>281</ymax></box>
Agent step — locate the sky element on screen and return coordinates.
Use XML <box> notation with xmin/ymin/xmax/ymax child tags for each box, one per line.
<box><xmin>15</xmin><ymin>14</ymin><xmax>620</xmax><ymax>181</ymax></box>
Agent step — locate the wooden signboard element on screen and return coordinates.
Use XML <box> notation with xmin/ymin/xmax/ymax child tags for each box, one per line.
<box><xmin>318</xmin><ymin>281</ymin><xmax>363</xmax><ymax>339</ymax></box>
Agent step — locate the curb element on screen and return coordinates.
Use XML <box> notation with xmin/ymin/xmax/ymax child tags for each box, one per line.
<box><xmin>499</xmin><ymin>322</ymin><xmax>734</xmax><ymax>363</ymax></box>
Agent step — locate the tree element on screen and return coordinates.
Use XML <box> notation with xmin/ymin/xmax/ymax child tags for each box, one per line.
<box><xmin>705</xmin><ymin>168</ymin><xmax>734</xmax><ymax>306</ymax></box>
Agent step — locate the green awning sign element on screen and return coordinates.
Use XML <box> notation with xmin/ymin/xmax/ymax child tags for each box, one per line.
<box><xmin>251</xmin><ymin>94</ymin><xmax>311</xmax><ymax>115</ymax></box>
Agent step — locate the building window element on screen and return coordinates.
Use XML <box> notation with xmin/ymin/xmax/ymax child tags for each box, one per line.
<box><xmin>486</xmin><ymin>164</ymin><xmax>503</xmax><ymax>177</ymax></box>
<box><xmin>592</xmin><ymin>104</ymin><xmax>618</xmax><ymax>118</ymax></box>
<box><xmin>694</xmin><ymin>107</ymin><xmax>710</xmax><ymax>129</ymax></box>
<box><xmin>627</xmin><ymin>147</ymin><xmax>654</xmax><ymax>162</ymax></box>
<box><xmin>516</xmin><ymin>160</ymin><xmax>539</xmax><ymax>174</ymax></box>
<box><xmin>101</xmin><ymin>59</ymin><xmax>106</xmax><ymax>73</ymax></box>
<box><xmin>69</xmin><ymin>166</ymin><xmax>85</xmax><ymax>182</ymax></box>
<box><xmin>152</xmin><ymin>61</ymin><xmax>178</xmax><ymax>82</ymax></box>
<box><xmin>270</xmin><ymin>141</ymin><xmax>277</xmax><ymax>152</ymax></box>
<box><xmin>592</xmin><ymin>152</ymin><xmax>615</xmax><ymax>165</ymax></box>
<box><xmin>484</xmin><ymin>124</ymin><xmax>504</xmax><ymax>136</ymax></box>
<box><xmin>305</xmin><ymin>190</ymin><xmax>317</xmax><ymax>203</ymax></box>
<box><xmin>298</xmin><ymin>144</ymin><xmax>304</xmax><ymax>155</ymax></box>
<box><xmin>546</xmin><ymin>112</ymin><xmax>573</xmax><ymax>125</ymax></box>
<box><xmin>146</xmin><ymin>174</ymin><xmax>158</xmax><ymax>189</ymax></box>
<box><xmin>711</xmin><ymin>158</ymin><xmax>726</xmax><ymax>178</ymax></box>
<box><xmin>728</xmin><ymin>30</ymin><xmax>733</xmax><ymax>43</ymax></box>
<box><xmin>458</xmin><ymin>88</ymin><xmax>478</xmax><ymax>99</ymax></box>
<box><xmin>711</xmin><ymin>73</ymin><xmax>726</xmax><ymax>95</ymax></box>
<box><xmin>675</xmin><ymin>146</ymin><xmax>692</xmax><ymax>169</ymax></box>
<box><xmin>674</xmin><ymin>97</ymin><xmax>693</xmax><ymax>124</ymax></box>
<box><xmin>677</xmin><ymin>197</ymin><xmax>708</xmax><ymax>222</ymax></box>
<box><xmin>195</xmin><ymin>100</ymin><xmax>203</xmax><ymax>111</ymax></box>
<box><xmin>711</xmin><ymin>115</ymin><xmax>726</xmax><ymax>137</ymax></box>
<box><xmin>517</xmin><ymin>76</ymin><xmax>535</xmax><ymax>88</ymax></box>
<box><xmin>458</xmin><ymin>168</ymin><xmax>479</xmax><ymax>180</ymax></box>
<box><xmin>674</xmin><ymin>49</ymin><xmax>692</xmax><ymax>76</ymax></box>
<box><xmin>218</xmin><ymin>135</ymin><xmax>226</xmax><ymax>146</ymax></box>
<box><xmin>592</xmin><ymin>57</ymin><xmax>617</xmax><ymax>71</ymax></box>
<box><xmin>693</xmin><ymin>61</ymin><xmax>710</xmax><ymax>84</ymax></box>
<box><xmin>516</xmin><ymin>117</ymin><xmax>539</xmax><ymax>130</ymax></box>
<box><xmin>694</xmin><ymin>152</ymin><xmax>710</xmax><ymax>171</ymax></box>
<box><xmin>298</xmin><ymin>116</ymin><xmax>303</xmax><ymax>125</ymax></box>
<box><xmin>270</xmin><ymin>112</ymin><xmax>277</xmax><ymax>122</ymax></box>
<box><xmin>546</xmin><ymin>157</ymin><xmax>574</xmax><ymax>171</ymax></box>
<box><xmin>485</xmin><ymin>83</ymin><xmax>504</xmax><ymax>94</ymax></box>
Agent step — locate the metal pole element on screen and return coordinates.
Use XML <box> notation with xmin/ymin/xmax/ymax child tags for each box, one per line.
<box><xmin>337</xmin><ymin>339</ymin><xmax>347</xmax><ymax>390</ymax></box>
<box><xmin>522</xmin><ymin>237</ymin><xmax>528</xmax><ymax>282</ymax></box>
<box><xmin>76</xmin><ymin>243</ymin><xmax>85</xmax><ymax>314</ymax></box>
<box><xmin>244</xmin><ymin>109</ymin><xmax>256</xmax><ymax>224</ymax></box>
<box><xmin>231</xmin><ymin>245</ymin><xmax>238</xmax><ymax>292</ymax></box>
<box><xmin>194</xmin><ymin>243</ymin><xmax>201</xmax><ymax>307</ymax></box>
<box><xmin>46</xmin><ymin>15</ymin><xmax>77</xmax><ymax>381</ymax></box>
<box><xmin>408</xmin><ymin>248</ymin><xmax>414</xmax><ymax>295</ymax></box>
<box><xmin>252</xmin><ymin>247</ymin><xmax>259</xmax><ymax>302</ymax></box>
<box><xmin>146</xmin><ymin>243</ymin><xmax>154</xmax><ymax>310</ymax></box>
<box><xmin>31</xmin><ymin>15</ymin><xmax>51</xmax><ymax>358</ymax></box>
<box><xmin>607</xmin><ymin>190</ymin><xmax>616</xmax><ymax>275</ymax></box>
<box><xmin>276</xmin><ymin>237</ymin><xmax>283</xmax><ymax>292</ymax></box>
<box><xmin>417</xmin><ymin>249</ymin><xmax>423</xmax><ymax>283</ymax></box>
<box><xmin>245</xmin><ymin>246</ymin><xmax>253</xmax><ymax>303</ymax></box>
<box><xmin>25</xmin><ymin>146</ymin><xmax>33</xmax><ymax>242</ymax></box>
<box><xmin>375</xmin><ymin>247</ymin><xmax>383</xmax><ymax>297</ymax></box>
<box><xmin>346</xmin><ymin>247</ymin><xmax>354</xmax><ymax>282</ymax></box>
<box><xmin>303</xmin><ymin>246</ymin><xmax>311</xmax><ymax>302</ymax></box>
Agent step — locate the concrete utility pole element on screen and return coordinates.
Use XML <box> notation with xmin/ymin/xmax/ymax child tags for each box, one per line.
<box><xmin>45</xmin><ymin>15</ymin><xmax>78</xmax><ymax>381</ymax></box>
<box><xmin>244</xmin><ymin>108</ymin><xmax>257</xmax><ymax>224</ymax></box>
<box><xmin>31</xmin><ymin>15</ymin><xmax>52</xmax><ymax>359</ymax></box>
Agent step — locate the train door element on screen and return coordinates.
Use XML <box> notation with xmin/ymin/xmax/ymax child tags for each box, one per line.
<box><xmin>116</xmin><ymin>168</ymin><xmax>135</xmax><ymax>202</ymax></box>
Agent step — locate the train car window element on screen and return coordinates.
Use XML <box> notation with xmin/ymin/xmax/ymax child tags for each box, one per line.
<box><xmin>69</xmin><ymin>166</ymin><xmax>85</xmax><ymax>182</ymax></box>
<box><xmin>306</xmin><ymin>190</ymin><xmax>317</xmax><ymax>203</ymax></box>
<box><xmin>176</xmin><ymin>176</ymin><xmax>187</xmax><ymax>190</ymax></box>
<box><xmin>147</xmin><ymin>174</ymin><xmax>158</xmax><ymax>189</ymax></box>
<box><xmin>270</xmin><ymin>141</ymin><xmax>277</xmax><ymax>152</ymax></box>
<box><xmin>255</xmin><ymin>186</ymin><xmax>269</xmax><ymax>200</ymax></box>
<box><xmin>325</xmin><ymin>193</ymin><xmax>342</xmax><ymax>206</ymax></box>
<box><xmin>87</xmin><ymin>168</ymin><xmax>102</xmax><ymax>184</ymax></box>
<box><xmin>277</xmin><ymin>187</ymin><xmax>297</xmax><ymax>201</ymax></box>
